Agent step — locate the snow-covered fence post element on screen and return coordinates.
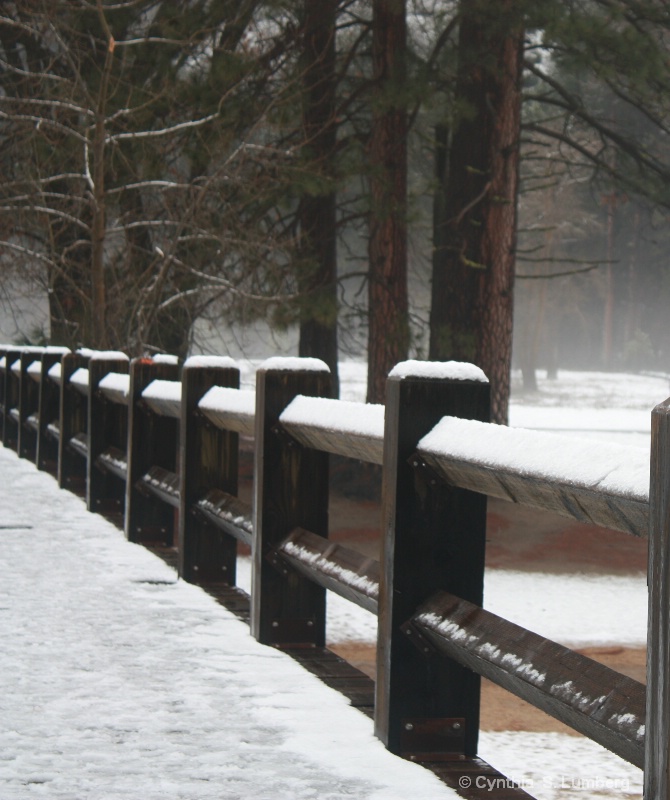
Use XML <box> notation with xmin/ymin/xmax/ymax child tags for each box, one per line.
<box><xmin>87</xmin><ymin>353</ymin><xmax>130</xmax><ymax>516</ymax></box>
<box><xmin>0</xmin><ymin>346</ymin><xmax>9</xmax><ymax>444</ymax></box>
<box><xmin>375</xmin><ymin>361</ymin><xmax>490</xmax><ymax>760</ymax></box>
<box><xmin>3</xmin><ymin>346</ymin><xmax>23</xmax><ymax>451</ymax></box>
<box><xmin>645</xmin><ymin>397</ymin><xmax>670</xmax><ymax>798</ymax></box>
<box><xmin>179</xmin><ymin>357</ymin><xmax>240</xmax><ymax>584</ymax></box>
<box><xmin>251</xmin><ymin>358</ymin><xmax>331</xmax><ymax>647</ymax></box>
<box><xmin>125</xmin><ymin>357</ymin><xmax>180</xmax><ymax>545</ymax></box>
<box><xmin>58</xmin><ymin>351</ymin><xmax>91</xmax><ymax>493</ymax></box>
<box><xmin>36</xmin><ymin>348</ymin><xmax>70</xmax><ymax>473</ymax></box>
<box><xmin>17</xmin><ymin>347</ymin><xmax>44</xmax><ymax>461</ymax></box>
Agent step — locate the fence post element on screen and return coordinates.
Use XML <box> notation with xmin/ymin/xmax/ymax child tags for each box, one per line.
<box><xmin>58</xmin><ymin>351</ymin><xmax>90</xmax><ymax>492</ymax></box>
<box><xmin>179</xmin><ymin>357</ymin><xmax>240</xmax><ymax>584</ymax></box>
<box><xmin>17</xmin><ymin>348</ymin><xmax>43</xmax><ymax>461</ymax></box>
<box><xmin>3</xmin><ymin>347</ymin><xmax>22</xmax><ymax>451</ymax></box>
<box><xmin>375</xmin><ymin>361</ymin><xmax>490</xmax><ymax>760</ymax></box>
<box><xmin>36</xmin><ymin>348</ymin><xmax>69</xmax><ymax>473</ymax></box>
<box><xmin>125</xmin><ymin>357</ymin><xmax>180</xmax><ymax>545</ymax></box>
<box><xmin>645</xmin><ymin>397</ymin><xmax>670</xmax><ymax>799</ymax></box>
<box><xmin>251</xmin><ymin>359</ymin><xmax>331</xmax><ymax>647</ymax></box>
<box><xmin>87</xmin><ymin>354</ymin><xmax>129</xmax><ymax>516</ymax></box>
<box><xmin>0</xmin><ymin>346</ymin><xmax>8</xmax><ymax>443</ymax></box>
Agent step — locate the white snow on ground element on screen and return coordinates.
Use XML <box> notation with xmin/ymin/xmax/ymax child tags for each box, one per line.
<box><xmin>0</xmin><ymin>447</ymin><xmax>457</xmax><ymax>800</ymax></box>
<box><xmin>2</xmin><ymin>363</ymin><xmax>661</xmax><ymax>799</ymax></box>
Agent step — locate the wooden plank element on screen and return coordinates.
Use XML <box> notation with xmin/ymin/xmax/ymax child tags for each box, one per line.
<box><xmin>426</xmin><ymin>759</ymin><xmax>536</xmax><ymax>799</ymax></box>
<box><xmin>417</xmin><ymin>421</ymin><xmax>648</xmax><ymax>538</ymax></box>
<box><xmin>70</xmin><ymin>368</ymin><xmax>90</xmax><ymax>397</ymax></box>
<box><xmin>198</xmin><ymin>583</ymin><xmax>251</xmax><ymax>623</ymax></box>
<box><xmin>276</xmin><ymin>527</ymin><xmax>380</xmax><ymax>614</ymax></box>
<box><xmin>97</xmin><ymin>446</ymin><xmax>128</xmax><ymax>482</ymax></box>
<box><xmin>251</xmin><ymin>363</ymin><xmax>331</xmax><ymax>648</ymax></box>
<box><xmin>197</xmin><ymin>387</ymin><xmax>256</xmax><ymax>437</ymax></box>
<box><xmin>69</xmin><ymin>432</ymin><xmax>89</xmax><ymax>459</ymax></box>
<box><xmin>195</xmin><ymin>489</ymin><xmax>253</xmax><ymax>548</ymax></box>
<box><xmin>646</xmin><ymin>396</ymin><xmax>670</xmax><ymax>798</ymax></box>
<box><xmin>139</xmin><ymin>466</ymin><xmax>181</xmax><ymax>509</ymax></box>
<box><xmin>282</xmin><ymin>646</ymin><xmax>375</xmax><ymax>713</ymax></box>
<box><xmin>279</xmin><ymin>397</ymin><xmax>384</xmax><ymax>465</ymax></box>
<box><xmin>412</xmin><ymin>590</ymin><xmax>645</xmax><ymax>768</ymax></box>
<box><xmin>141</xmin><ymin>380</ymin><xmax>181</xmax><ymax>419</ymax></box>
<box><xmin>375</xmin><ymin>367</ymin><xmax>490</xmax><ymax>760</ymax></box>
<box><xmin>98</xmin><ymin>373</ymin><xmax>130</xmax><ymax>407</ymax></box>
<box><xmin>420</xmin><ymin>452</ymin><xmax>648</xmax><ymax>538</ymax></box>
<box><xmin>179</xmin><ymin>362</ymin><xmax>240</xmax><ymax>584</ymax></box>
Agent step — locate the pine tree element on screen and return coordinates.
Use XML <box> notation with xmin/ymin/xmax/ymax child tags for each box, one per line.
<box><xmin>429</xmin><ymin>0</ymin><xmax>524</xmax><ymax>423</ymax></box>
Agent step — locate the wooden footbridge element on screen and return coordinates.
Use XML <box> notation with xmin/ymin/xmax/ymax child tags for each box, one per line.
<box><xmin>0</xmin><ymin>346</ymin><xmax>663</xmax><ymax>798</ymax></box>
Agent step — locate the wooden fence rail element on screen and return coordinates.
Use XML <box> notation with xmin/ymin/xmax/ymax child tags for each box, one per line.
<box><xmin>0</xmin><ymin>347</ymin><xmax>664</xmax><ymax>798</ymax></box>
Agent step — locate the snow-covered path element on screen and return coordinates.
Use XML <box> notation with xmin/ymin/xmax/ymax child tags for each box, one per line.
<box><xmin>0</xmin><ymin>446</ymin><xmax>459</xmax><ymax>800</ymax></box>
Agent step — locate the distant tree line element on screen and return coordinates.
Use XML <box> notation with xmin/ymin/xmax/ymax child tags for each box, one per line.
<box><xmin>2</xmin><ymin>1</ymin><xmax>670</xmax><ymax>421</ymax></box>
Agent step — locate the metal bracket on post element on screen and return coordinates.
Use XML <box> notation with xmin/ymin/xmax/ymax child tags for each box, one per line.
<box><xmin>400</xmin><ymin>717</ymin><xmax>467</xmax><ymax>762</ymax></box>
<box><xmin>407</xmin><ymin>453</ymin><xmax>446</xmax><ymax>489</ymax></box>
<box><xmin>399</xmin><ymin>618</ymin><xmax>439</xmax><ymax>659</ymax></box>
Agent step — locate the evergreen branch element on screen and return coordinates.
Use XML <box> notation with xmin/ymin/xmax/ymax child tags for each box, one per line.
<box><xmin>516</xmin><ymin>264</ymin><xmax>604</xmax><ymax>279</ymax></box>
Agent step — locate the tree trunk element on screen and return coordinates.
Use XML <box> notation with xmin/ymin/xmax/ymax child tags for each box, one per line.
<box><xmin>298</xmin><ymin>0</ymin><xmax>339</xmax><ymax>397</ymax></box>
<box><xmin>366</xmin><ymin>0</ymin><xmax>408</xmax><ymax>404</ymax></box>
<box><xmin>429</xmin><ymin>0</ymin><xmax>524</xmax><ymax>423</ymax></box>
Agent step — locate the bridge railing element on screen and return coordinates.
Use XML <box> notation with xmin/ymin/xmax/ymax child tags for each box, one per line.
<box><xmin>0</xmin><ymin>348</ymin><xmax>662</xmax><ymax>797</ymax></box>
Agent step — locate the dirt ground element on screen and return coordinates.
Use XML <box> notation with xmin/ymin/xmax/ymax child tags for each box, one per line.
<box><xmin>327</xmin><ymin>491</ymin><xmax>647</xmax><ymax>735</ymax></box>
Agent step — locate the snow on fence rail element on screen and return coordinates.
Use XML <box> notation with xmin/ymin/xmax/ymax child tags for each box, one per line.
<box><xmin>1</xmin><ymin>345</ymin><xmax>669</xmax><ymax>798</ymax></box>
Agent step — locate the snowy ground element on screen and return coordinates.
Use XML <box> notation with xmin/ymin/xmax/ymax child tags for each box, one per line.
<box><xmin>2</xmin><ymin>365</ymin><xmax>661</xmax><ymax>799</ymax></box>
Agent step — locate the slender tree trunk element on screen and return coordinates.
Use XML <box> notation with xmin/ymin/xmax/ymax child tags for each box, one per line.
<box><xmin>90</xmin><ymin>14</ymin><xmax>115</xmax><ymax>350</ymax></box>
<box><xmin>429</xmin><ymin>0</ymin><xmax>524</xmax><ymax>423</ymax></box>
<box><xmin>91</xmin><ymin>111</ymin><xmax>108</xmax><ymax>349</ymax></box>
<box><xmin>298</xmin><ymin>0</ymin><xmax>339</xmax><ymax>397</ymax></box>
<box><xmin>366</xmin><ymin>0</ymin><xmax>408</xmax><ymax>404</ymax></box>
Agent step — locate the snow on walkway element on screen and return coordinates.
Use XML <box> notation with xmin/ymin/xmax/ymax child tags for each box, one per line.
<box><xmin>0</xmin><ymin>446</ymin><xmax>457</xmax><ymax>800</ymax></box>
<box><xmin>0</xmin><ymin>441</ymin><xmax>645</xmax><ymax>799</ymax></box>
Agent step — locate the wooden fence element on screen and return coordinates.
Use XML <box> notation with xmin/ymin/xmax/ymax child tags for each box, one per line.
<box><xmin>0</xmin><ymin>345</ymin><xmax>663</xmax><ymax>798</ymax></box>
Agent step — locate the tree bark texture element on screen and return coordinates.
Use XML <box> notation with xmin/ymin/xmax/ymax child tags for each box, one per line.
<box><xmin>366</xmin><ymin>0</ymin><xmax>408</xmax><ymax>404</ymax></box>
<box><xmin>298</xmin><ymin>0</ymin><xmax>340</xmax><ymax>397</ymax></box>
<box><xmin>429</xmin><ymin>0</ymin><xmax>524</xmax><ymax>423</ymax></box>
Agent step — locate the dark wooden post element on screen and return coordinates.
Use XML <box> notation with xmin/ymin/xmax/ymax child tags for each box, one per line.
<box><xmin>87</xmin><ymin>354</ymin><xmax>129</xmax><ymax>515</ymax></box>
<box><xmin>58</xmin><ymin>352</ymin><xmax>91</xmax><ymax>493</ymax></box>
<box><xmin>251</xmin><ymin>360</ymin><xmax>331</xmax><ymax>647</ymax></box>
<box><xmin>0</xmin><ymin>346</ymin><xmax>8</xmax><ymax>443</ymax></box>
<box><xmin>645</xmin><ymin>397</ymin><xmax>670</xmax><ymax>799</ymax></box>
<box><xmin>36</xmin><ymin>348</ymin><xmax>70</xmax><ymax>473</ymax></box>
<box><xmin>3</xmin><ymin>347</ymin><xmax>22</xmax><ymax>451</ymax></box>
<box><xmin>125</xmin><ymin>357</ymin><xmax>180</xmax><ymax>545</ymax></box>
<box><xmin>17</xmin><ymin>348</ymin><xmax>44</xmax><ymax>461</ymax></box>
<box><xmin>179</xmin><ymin>358</ymin><xmax>240</xmax><ymax>584</ymax></box>
<box><xmin>375</xmin><ymin>362</ymin><xmax>490</xmax><ymax>760</ymax></box>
